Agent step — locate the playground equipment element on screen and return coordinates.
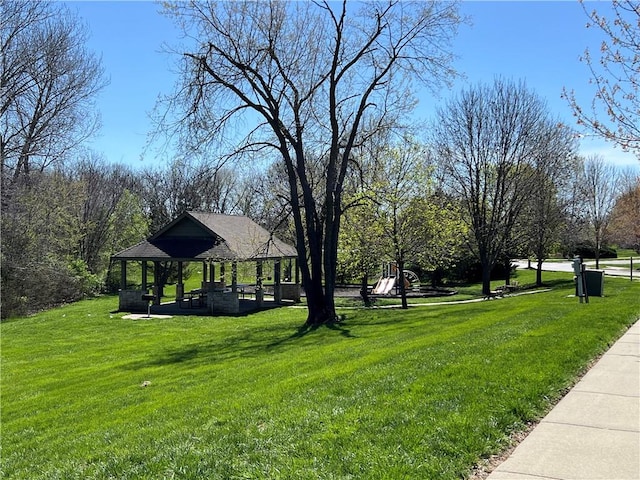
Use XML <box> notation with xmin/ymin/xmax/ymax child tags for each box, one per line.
<box><xmin>372</xmin><ymin>263</ymin><xmax>420</xmax><ymax>295</ymax></box>
<box><xmin>371</xmin><ymin>276</ymin><xmax>396</xmax><ymax>295</ymax></box>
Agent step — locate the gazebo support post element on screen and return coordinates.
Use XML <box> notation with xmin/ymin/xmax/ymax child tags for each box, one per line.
<box><xmin>280</xmin><ymin>258</ymin><xmax>301</xmax><ymax>303</ymax></box>
<box><xmin>118</xmin><ymin>260</ymin><xmax>150</xmax><ymax>313</ymax></box>
<box><xmin>231</xmin><ymin>261</ymin><xmax>238</xmax><ymax>293</ymax></box>
<box><xmin>141</xmin><ymin>261</ymin><xmax>148</xmax><ymax>292</ymax></box>
<box><xmin>153</xmin><ymin>261</ymin><xmax>161</xmax><ymax>305</ymax></box>
<box><xmin>209</xmin><ymin>262</ymin><xmax>215</xmax><ymax>285</ymax></box>
<box><xmin>120</xmin><ymin>260</ymin><xmax>127</xmax><ymax>290</ymax></box>
<box><xmin>274</xmin><ymin>259</ymin><xmax>282</xmax><ymax>304</ymax></box>
<box><xmin>176</xmin><ymin>261</ymin><xmax>184</xmax><ymax>300</ymax></box>
<box><xmin>220</xmin><ymin>262</ymin><xmax>226</xmax><ymax>286</ymax></box>
<box><xmin>202</xmin><ymin>261</ymin><xmax>208</xmax><ymax>289</ymax></box>
<box><xmin>256</xmin><ymin>260</ymin><xmax>264</xmax><ymax>307</ymax></box>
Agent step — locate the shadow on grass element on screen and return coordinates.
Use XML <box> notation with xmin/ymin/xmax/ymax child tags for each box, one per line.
<box><xmin>124</xmin><ymin>317</ymin><xmax>357</xmax><ymax>370</ymax></box>
<box><xmin>123</xmin><ymin>289</ymin><xmax>532</xmax><ymax>371</ymax></box>
<box><xmin>264</xmin><ymin>317</ymin><xmax>356</xmax><ymax>349</ymax></box>
<box><xmin>326</xmin><ymin>320</ymin><xmax>355</xmax><ymax>338</ymax></box>
<box><xmin>524</xmin><ymin>278</ymin><xmax>575</xmax><ymax>290</ymax></box>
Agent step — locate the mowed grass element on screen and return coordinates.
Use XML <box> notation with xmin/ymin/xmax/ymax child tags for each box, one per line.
<box><xmin>1</xmin><ymin>271</ymin><xmax>639</xmax><ymax>479</ymax></box>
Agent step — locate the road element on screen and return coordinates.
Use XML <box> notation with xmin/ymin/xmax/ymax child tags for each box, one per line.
<box><xmin>514</xmin><ymin>258</ymin><xmax>638</xmax><ymax>280</ymax></box>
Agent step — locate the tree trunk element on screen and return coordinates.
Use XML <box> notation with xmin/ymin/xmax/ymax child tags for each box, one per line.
<box><xmin>481</xmin><ymin>262</ymin><xmax>492</xmax><ymax>296</ymax></box>
<box><xmin>302</xmin><ymin>288</ymin><xmax>339</xmax><ymax>326</ymax></box>
<box><xmin>504</xmin><ymin>257</ymin><xmax>511</xmax><ymax>285</ymax></box>
<box><xmin>284</xmin><ymin>150</ymin><xmax>339</xmax><ymax>327</ymax></box>
<box><xmin>305</xmin><ymin>284</ymin><xmax>337</xmax><ymax>326</ymax></box>
<box><xmin>536</xmin><ymin>257</ymin><xmax>543</xmax><ymax>286</ymax></box>
<box><xmin>302</xmin><ymin>239</ymin><xmax>339</xmax><ymax>326</ymax></box>
<box><xmin>318</xmin><ymin>193</ymin><xmax>341</xmax><ymax>324</ymax></box>
<box><xmin>431</xmin><ymin>268</ymin><xmax>443</xmax><ymax>288</ymax></box>
<box><xmin>398</xmin><ymin>259</ymin><xmax>408</xmax><ymax>309</ymax></box>
<box><xmin>360</xmin><ymin>272</ymin><xmax>371</xmax><ymax>307</ymax></box>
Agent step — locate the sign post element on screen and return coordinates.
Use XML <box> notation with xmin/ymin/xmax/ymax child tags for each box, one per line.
<box><xmin>572</xmin><ymin>256</ymin><xmax>589</xmax><ymax>303</ymax></box>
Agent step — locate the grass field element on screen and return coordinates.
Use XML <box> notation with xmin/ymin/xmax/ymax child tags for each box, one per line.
<box><xmin>2</xmin><ymin>270</ymin><xmax>639</xmax><ymax>479</ymax></box>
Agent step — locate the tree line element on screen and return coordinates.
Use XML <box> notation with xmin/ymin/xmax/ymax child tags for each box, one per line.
<box><xmin>2</xmin><ymin>128</ymin><xmax>635</xmax><ymax>320</ymax></box>
<box><xmin>2</xmin><ymin>0</ymin><xmax>638</xmax><ymax>321</ymax></box>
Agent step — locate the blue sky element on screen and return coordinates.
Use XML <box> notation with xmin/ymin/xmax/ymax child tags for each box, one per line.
<box><xmin>69</xmin><ymin>1</ymin><xmax>639</xmax><ymax>171</ymax></box>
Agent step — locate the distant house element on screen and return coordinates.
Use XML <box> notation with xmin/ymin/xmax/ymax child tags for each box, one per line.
<box><xmin>112</xmin><ymin>211</ymin><xmax>299</xmax><ymax>314</ymax></box>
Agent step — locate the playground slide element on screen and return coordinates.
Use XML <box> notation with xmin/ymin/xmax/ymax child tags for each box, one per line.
<box><xmin>372</xmin><ymin>277</ymin><xmax>395</xmax><ymax>295</ymax></box>
<box><xmin>383</xmin><ymin>277</ymin><xmax>396</xmax><ymax>294</ymax></box>
<box><xmin>371</xmin><ymin>277</ymin><xmax>385</xmax><ymax>294</ymax></box>
<box><xmin>372</xmin><ymin>277</ymin><xmax>387</xmax><ymax>294</ymax></box>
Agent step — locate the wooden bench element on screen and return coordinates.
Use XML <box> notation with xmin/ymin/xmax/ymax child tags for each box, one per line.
<box><xmin>486</xmin><ymin>281</ymin><xmax>519</xmax><ymax>299</ymax></box>
<box><xmin>498</xmin><ymin>281</ymin><xmax>519</xmax><ymax>294</ymax></box>
<box><xmin>484</xmin><ymin>290</ymin><xmax>504</xmax><ymax>300</ymax></box>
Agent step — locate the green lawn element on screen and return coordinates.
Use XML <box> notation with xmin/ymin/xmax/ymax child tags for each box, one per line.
<box><xmin>2</xmin><ymin>271</ymin><xmax>638</xmax><ymax>479</ymax></box>
<box><xmin>615</xmin><ymin>248</ymin><xmax>639</xmax><ymax>259</ymax></box>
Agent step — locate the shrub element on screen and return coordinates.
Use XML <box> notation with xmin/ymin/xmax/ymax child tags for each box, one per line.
<box><xmin>567</xmin><ymin>243</ymin><xmax>617</xmax><ymax>259</ymax></box>
<box><xmin>67</xmin><ymin>259</ymin><xmax>102</xmax><ymax>297</ymax></box>
<box><xmin>447</xmin><ymin>254</ymin><xmax>516</xmax><ymax>284</ymax></box>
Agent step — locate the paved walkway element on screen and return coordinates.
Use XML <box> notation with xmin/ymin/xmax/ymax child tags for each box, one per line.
<box><xmin>487</xmin><ymin>320</ymin><xmax>640</xmax><ymax>480</ymax></box>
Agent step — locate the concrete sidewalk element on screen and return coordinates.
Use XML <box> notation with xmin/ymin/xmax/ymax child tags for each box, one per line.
<box><xmin>487</xmin><ymin>320</ymin><xmax>640</xmax><ymax>480</ymax></box>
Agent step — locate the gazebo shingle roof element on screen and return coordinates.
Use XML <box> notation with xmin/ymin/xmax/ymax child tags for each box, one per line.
<box><xmin>112</xmin><ymin>212</ymin><xmax>297</xmax><ymax>262</ymax></box>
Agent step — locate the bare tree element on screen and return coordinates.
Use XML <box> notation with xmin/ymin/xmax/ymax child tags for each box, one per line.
<box><xmin>0</xmin><ymin>0</ymin><xmax>106</xmax><ymax>183</ymax></box>
<box><xmin>433</xmin><ymin>79</ymin><xmax>556</xmax><ymax>295</ymax></box>
<box><xmin>1</xmin><ymin>1</ymin><xmax>107</xmax><ymax>317</ymax></box>
<box><xmin>159</xmin><ymin>0</ymin><xmax>461</xmax><ymax>325</ymax></box>
<box><xmin>563</xmin><ymin>1</ymin><xmax>640</xmax><ymax>157</ymax></box>
<box><xmin>72</xmin><ymin>153</ymin><xmax>141</xmax><ymax>274</ymax></box>
<box><xmin>579</xmin><ymin>154</ymin><xmax>622</xmax><ymax>268</ymax></box>
<box><xmin>140</xmin><ymin>156</ymin><xmax>242</xmax><ymax>234</ymax></box>
<box><xmin>524</xmin><ymin>122</ymin><xmax>580</xmax><ymax>286</ymax></box>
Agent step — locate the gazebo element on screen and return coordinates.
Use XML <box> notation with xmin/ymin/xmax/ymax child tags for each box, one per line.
<box><xmin>112</xmin><ymin>211</ymin><xmax>299</xmax><ymax>314</ymax></box>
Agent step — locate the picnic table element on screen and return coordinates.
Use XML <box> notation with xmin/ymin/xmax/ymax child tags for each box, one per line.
<box><xmin>179</xmin><ymin>289</ymin><xmax>207</xmax><ymax>308</ymax></box>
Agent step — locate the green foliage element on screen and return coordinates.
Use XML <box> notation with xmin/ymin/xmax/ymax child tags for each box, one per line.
<box><xmin>373</xmin><ymin>141</ymin><xmax>431</xmax><ymax>263</ymax></box>
<box><xmin>2</xmin><ymin>275</ymin><xmax>638</xmax><ymax>478</ymax></box>
<box><xmin>565</xmin><ymin>242</ymin><xmax>618</xmax><ymax>260</ymax></box>
<box><xmin>103</xmin><ymin>191</ymin><xmax>150</xmax><ymax>293</ymax></box>
<box><xmin>404</xmin><ymin>197</ymin><xmax>468</xmax><ymax>283</ymax></box>
<box><xmin>338</xmin><ymin>143</ymin><xmax>467</xmax><ymax>288</ymax></box>
<box><xmin>1</xmin><ymin>173</ymin><xmax>86</xmax><ymax>318</ymax></box>
<box><xmin>108</xmin><ymin>189</ymin><xmax>149</xmax><ymax>254</ymax></box>
<box><xmin>1</xmin><ymin>170</ymin><xmax>151</xmax><ymax>317</ymax></box>
<box><xmin>66</xmin><ymin>258</ymin><xmax>102</xmax><ymax>297</ymax></box>
<box><xmin>337</xmin><ymin>196</ymin><xmax>388</xmax><ymax>283</ymax></box>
